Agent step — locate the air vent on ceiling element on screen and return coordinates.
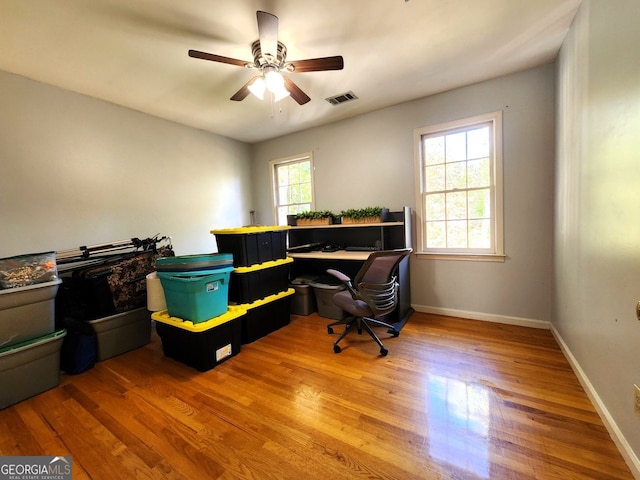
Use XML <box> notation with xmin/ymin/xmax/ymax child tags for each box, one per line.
<box><xmin>325</xmin><ymin>91</ymin><xmax>358</xmax><ymax>106</ymax></box>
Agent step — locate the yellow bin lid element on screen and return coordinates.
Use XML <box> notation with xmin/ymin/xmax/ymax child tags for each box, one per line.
<box><xmin>210</xmin><ymin>225</ymin><xmax>290</xmax><ymax>235</ymax></box>
<box><xmin>232</xmin><ymin>288</ymin><xmax>295</xmax><ymax>310</ymax></box>
<box><xmin>152</xmin><ymin>305</ymin><xmax>246</xmax><ymax>332</ymax></box>
<box><xmin>233</xmin><ymin>257</ymin><xmax>294</xmax><ymax>274</ymax></box>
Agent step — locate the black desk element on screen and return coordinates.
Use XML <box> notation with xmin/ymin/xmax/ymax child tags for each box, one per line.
<box><xmin>287</xmin><ymin>210</ymin><xmax>413</xmax><ymax>332</ymax></box>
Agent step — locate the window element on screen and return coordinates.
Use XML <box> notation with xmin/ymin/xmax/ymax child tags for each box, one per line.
<box><xmin>270</xmin><ymin>152</ymin><xmax>315</xmax><ymax>226</ymax></box>
<box><xmin>414</xmin><ymin>112</ymin><xmax>504</xmax><ymax>260</ymax></box>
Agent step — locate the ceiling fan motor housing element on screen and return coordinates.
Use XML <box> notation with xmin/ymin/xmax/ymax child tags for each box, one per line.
<box><xmin>251</xmin><ymin>40</ymin><xmax>291</xmax><ymax>71</ymax></box>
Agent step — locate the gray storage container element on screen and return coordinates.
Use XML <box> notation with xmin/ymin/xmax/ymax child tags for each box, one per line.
<box><xmin>290</xmin><ymin>284</ymin><xmax>317</xmax><ymax>316</ymax></box>
<box><xmin>310</xmin><ymin>281</ymin><xmax>347</xmax><ymax>320</ymax></box>
<box><xmin>0</xmin><ymin>279</ymin><xmax>62</xmax><ymax>349</ymax></box>
<box><xmin>290</xmin><ymin>275</ymin><xmax>318</xmax><ymax>316</ymax></box>
<box><xmin>86</xmin><ymin>307</ymin><xmax>151</xmax><ymax>361</ymax></box>
<box><xmin>0</xmin><ymin>329</ymin><xmax>66</xmax><ymax>409</ymax></box>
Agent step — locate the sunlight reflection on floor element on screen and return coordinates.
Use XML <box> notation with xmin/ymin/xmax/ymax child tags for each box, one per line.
<box><xmin>426</xmin><ymin>374</ymin><xmax>490</xmax><ymax>478</ymax></box>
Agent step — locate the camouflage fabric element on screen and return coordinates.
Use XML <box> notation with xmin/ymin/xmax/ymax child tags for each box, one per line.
<box><xmin>105</xmin><ymin>246</ymin><xmax>173</xmax><ymax>313</ymax></box>
<box><xmin>64</xmin><ymin>246</ymin><xmax>174</xmax><ymax>320</ymax></box>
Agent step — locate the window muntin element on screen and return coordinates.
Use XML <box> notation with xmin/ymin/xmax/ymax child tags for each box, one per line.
<box><xmin>415</xmin><ymin>112</ymin><xmax>503</xmax><ymax>258</ymax></box>
<box><xmin>271</xmin><ymin>153</ymin><xmax>314</xmax><ymax>226</ymax></box>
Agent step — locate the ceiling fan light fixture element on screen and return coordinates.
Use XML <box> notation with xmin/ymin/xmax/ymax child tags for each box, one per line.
<box><xmin>260</xmin><ymin>68</ymin><xmax>289</xmax><ymax>102</ymax></box>
<box><xmin>273</xmin><ymin>87</ymin><xmax>291</xmax><ymax>102</ymax></box>
<box><xmin>247</xmin><ymin>72</ymin><xmax>289</xmax><ymax>102</ymax></box>
<box><xmin>248</xmin><ymin>77</ymin><xmax>266</xmax><ymax>100</ymax></box>
<box><xmin>265</xmin><ymin>68</ymin><xmax>284</xmax><ymax>92</ymax></box>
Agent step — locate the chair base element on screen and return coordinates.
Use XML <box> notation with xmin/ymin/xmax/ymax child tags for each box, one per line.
<box><xmin>327</xmin><ymin>316</ymin><xmax>399</xmax><ymax>356</ymax></box>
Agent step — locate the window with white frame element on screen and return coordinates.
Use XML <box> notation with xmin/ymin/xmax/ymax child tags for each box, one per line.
<box><xmin>414</xmin><ymin>112</ymin><xmax>504</xmax><ymax>260</ymax></box>
<box><xmin>271</xmin><ymin>152</ymin><xmax>315</xmax><ymax>226</ymax></box>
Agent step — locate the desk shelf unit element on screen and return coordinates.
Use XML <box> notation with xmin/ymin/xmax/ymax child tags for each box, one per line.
<box><xmin>287</xmin><ymin>207</ymin><xmax>413</xmax><ymax>331</ymax></box>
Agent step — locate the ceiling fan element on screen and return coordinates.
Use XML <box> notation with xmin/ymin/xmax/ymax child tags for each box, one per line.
<box><xmin>188</xmin><ymin>10</ymin><xmax>344</xmax><ymax>105</ymax></box>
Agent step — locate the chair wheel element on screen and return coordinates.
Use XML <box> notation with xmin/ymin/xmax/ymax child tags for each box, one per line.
<box><xmin>327</xmin><ymin>327</ymin><xmax>334</xmax><ymax>334</ymax></box>
<box><xmin>380</xmin><ymin>348</ymin><xmax>388</xmax><ymax>356</ymax></box>
<box><xmin>392</xmin><ymin>330</ymin><xmax>400</xmax><ymax>338</ymax></box>
<box><xmin>333</xmin><ymin>344</ymin><xmax>342</xmax><ymax>354</ymax></box>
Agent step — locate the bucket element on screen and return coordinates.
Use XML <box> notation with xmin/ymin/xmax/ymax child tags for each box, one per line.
<box><xmin>146</xmin><ymin>272</ymin><xmax>167</xmax><ymax>312</ymax></box>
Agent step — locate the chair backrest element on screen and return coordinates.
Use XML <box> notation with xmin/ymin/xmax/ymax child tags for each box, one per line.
<box><xmin>354</xmin><ymin>248</ymin><xmax>411</xmax><ymax>317</ymax></box>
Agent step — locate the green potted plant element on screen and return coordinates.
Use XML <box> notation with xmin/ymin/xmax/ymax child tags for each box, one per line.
<box><xmin>295</xmin><ymin>210</ymin><xmax>335</xmax><ymax>226</ymax></box>
<box><xmin>339</xmin><ymin>206</ymin><xmax>388</xmax><ymax>224</ymax></box>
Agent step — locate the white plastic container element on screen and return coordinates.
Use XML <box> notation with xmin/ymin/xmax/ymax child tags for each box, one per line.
<box><xmin>146</xmin><ymin>272</ymin><xmax>167</xmax><ymax>312</ymax></box>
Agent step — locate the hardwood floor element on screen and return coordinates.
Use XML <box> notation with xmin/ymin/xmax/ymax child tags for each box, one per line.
<box><xmin>0</xmin><ymin>312</ymin><xmax>634</xmax><ymax>479</ymax></box>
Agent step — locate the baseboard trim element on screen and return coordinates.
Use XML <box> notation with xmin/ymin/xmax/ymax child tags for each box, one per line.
<box><xmin>550</xmin><ymin>325</ymin><xmax>640</xmax><ymax>480</ymax></box>
<box><xmin>412</xmin><ymin>304</ymin><xmax>550</xmax><ymax>330</ymax></box>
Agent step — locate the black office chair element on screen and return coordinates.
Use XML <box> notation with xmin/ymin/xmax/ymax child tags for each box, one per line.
<box><xmin>326</xmin><ymin>248</ymin><xmax>412</xmax><ymax>356</ymax></box>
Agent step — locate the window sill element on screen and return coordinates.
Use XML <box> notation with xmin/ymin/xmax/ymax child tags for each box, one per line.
<box><xmin>415</xmin><ymin>252</ymin><xmax>506</xmax><ymax>262</ymax></box>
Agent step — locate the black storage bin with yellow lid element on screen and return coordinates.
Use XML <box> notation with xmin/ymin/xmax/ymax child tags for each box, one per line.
<box><xmin>229</xmin><ymin>257</ymin><xmax>293</xmax><ymax>304</ymax></box>
<box><xmin>211</xmin><ymin>226</ymin><xmax>289</xmax><ymax>267</ymax></box>
<box><xmin>152</xmin><ymin>306</ymin><xmax>245</xmax><ymax>371</ymax></box>
<box><xmin>238</xmin><ymin>288</ymin><xmax>294</xmax><ymax>344</ymax></box>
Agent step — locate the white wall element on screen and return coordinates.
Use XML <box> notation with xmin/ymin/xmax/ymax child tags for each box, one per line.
<box><xmin>253</xmin><ymin>65</ymin><xmax>556</xmax><ymax>325</ymax></box>
<box><xmin>0</xmin><ymin>71</ymin><xmax>252</xmax><ymax>257</ymax></box>
<box><xmin>555</xmin><ymin>0</ymin><xmax>640</xmax><ymax>472</ymax></box>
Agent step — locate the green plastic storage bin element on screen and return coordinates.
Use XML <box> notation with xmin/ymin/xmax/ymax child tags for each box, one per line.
<box><xmin>158</xmin><ymin>267</ymin><xmax>233</xmax><ymax>323</ymax></box>
<box><xmin>156</xmin><ymin>253</ymin><xmax>233</xmax><ymax>272</ymax></box>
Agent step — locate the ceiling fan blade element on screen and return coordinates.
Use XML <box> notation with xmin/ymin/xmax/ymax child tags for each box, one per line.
<box><xmin>188</xmin><ymin>49</ymin><xmax>249</xmax><ymax>67</ymax></box>
<box><xmin>257</xmin><ymin>11</ymin><xmax>278</xmax><ymax>59</ymax></box>
<box><xmin>288</xmin><ymin>56</ymin><xmax>344</xmax><ymax>73</ymax></box>
<box><xmin>230</xmin><ymin>76</ymin><xmax>261</xmax><ymax>101</ymax></box>
<box><xmin>283</xmin><ymin>76</ymin><xmax>311</xmax><ymax>105</ymax></box>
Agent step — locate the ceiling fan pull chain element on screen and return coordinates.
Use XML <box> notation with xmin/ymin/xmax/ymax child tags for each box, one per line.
<box><xmin>270</xmin><ymin>92</ymin><xmax>275</xmax><ymax>119</ymax></box>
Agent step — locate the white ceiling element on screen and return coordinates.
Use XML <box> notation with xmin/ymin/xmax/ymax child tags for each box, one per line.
<box><xmin>0</xmin><ymin>0</ymin><xmax>582</xmax><ymax>144</ymax></box>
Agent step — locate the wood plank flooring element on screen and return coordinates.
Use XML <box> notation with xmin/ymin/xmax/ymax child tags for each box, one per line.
<box><xmin>0</xmin><ymin>312</ymin><xmax>634</xmax><ymax>479</ymax></box>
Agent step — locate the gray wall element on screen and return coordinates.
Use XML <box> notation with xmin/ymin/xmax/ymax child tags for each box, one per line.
<box><xmin>253</xmin><ymin>65</ymin><xmax>556</xmax><ymax>326</ymax></box>
<box><xmin>555</xmin><ymin>0</ymin><xmax>640</xmax><ymax>470</ymax></box>
<box><xmin>0</xmin><ymin>71</ymin><xmax>252</xmax><ymax>257</ymax></box>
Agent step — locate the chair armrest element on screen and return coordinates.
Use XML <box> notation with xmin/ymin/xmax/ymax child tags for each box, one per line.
<box><xmin>326</xmin><ymin>269</ymin><xmax>358</xmax><ymax>298</ymax></box>
<box><xmin>326</xmin><ymin>269</ymin><xmax>350</xmax><ymax>284</ymax></box>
